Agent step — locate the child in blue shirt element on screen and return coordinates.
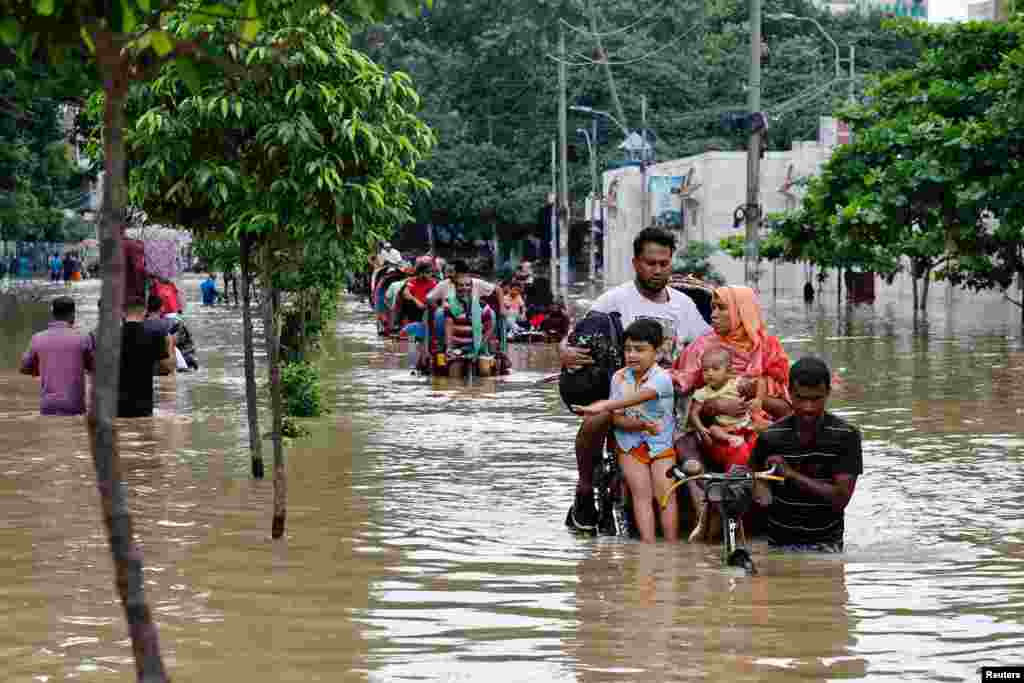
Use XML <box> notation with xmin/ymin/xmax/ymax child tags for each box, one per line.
<box><xmin>575</xmin><ymin>318</ymin><xmax>677</xmax><ymax>542</ymax></box>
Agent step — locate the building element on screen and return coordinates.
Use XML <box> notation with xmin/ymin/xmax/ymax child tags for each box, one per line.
<box><xmin>601</xmin><ymin>140</ymin><xmax>833</xmax><ymax>290</ymax></box>
<box><xmin>967</xmin><ymin>0</ymin><xmax>998</xmax><ymax>19</ymax></box>
<box><xmin>812</xmin><ymin>0</ymin><xmax>928</xmax><ymax>17</ymax></box>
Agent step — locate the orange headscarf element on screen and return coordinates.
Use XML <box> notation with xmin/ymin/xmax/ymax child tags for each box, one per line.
<box><xmin>715</xmin><ymin>286</ymin><xmax>764</xmax><ymax>352</ymax></box>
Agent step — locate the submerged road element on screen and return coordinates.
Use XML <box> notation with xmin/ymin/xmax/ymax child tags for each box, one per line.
<box><xmin>1</xmin><ymin>275</ymin><xmax>1023</xmax><ymax>681</ymax></box>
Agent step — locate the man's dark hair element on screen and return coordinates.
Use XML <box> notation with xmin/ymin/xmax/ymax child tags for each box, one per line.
<box><xmin>790</xmin><ymin>356</ymin><xmax>831</xmax><ymax>390</ymax></box>
<box><xmin>51</xmin><ymin>296</ymin><xmax>75</xmax><ymax>321</ymax></box>
<box><xmin>632</xmin><ymin>226</ymin><xmax>676</xmax><ymax>258</ymax></box>
<box><xmin>623</xmin><ymin>318</ymin><xmax>664</xmax><ymax>349</ymax></box>
<box><xmin>452</xmin><ymin>259</ymin><xmax>470</xmax><ymax>275</ymax></box>
<box><xmin>147</xmin><ymin>294</ymin><xmax>164</xmax><ymax>313</ymax></box>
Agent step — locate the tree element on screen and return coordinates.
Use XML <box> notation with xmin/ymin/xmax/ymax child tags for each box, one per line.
<box><xmin>946</xmin><ymin>19</ymin><xmax>1024</xmax><ymax>326</ymax></box>
<box><xmin>0</xmin><ymin>58</ymin><xmax>96</xmax><ymax>250</ymax></box>
<box><xmin>0</xmin><ymin>0</ymin><xmax>425</xmax><ymax>678</ymax></box>
<box><xmin>775</xmin><ymin>18</ymin><xmax>1024</xmax><ymax>319</ymax></box>
<box><xmin>360</xmin><ymin>0</ymin><xmax>921</xmax><ymax>233</ymax></box>
<box><xmin>124</xmin><ymin>5</ymin><xmax>433</xmax><ymax>538</ymax></box>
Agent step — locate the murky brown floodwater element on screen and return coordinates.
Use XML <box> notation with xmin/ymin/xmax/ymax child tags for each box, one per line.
<box><xmin>2</xmin><ymin>275</ymin><xmax>1023</xmax><ymax>682</ymax></box>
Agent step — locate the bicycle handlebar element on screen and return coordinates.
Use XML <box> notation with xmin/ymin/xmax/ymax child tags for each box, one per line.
<box><xmin>667</xmin><ymin>464</ymin><xmax>785</xmax><ymax>484</ymax></box>
<box><xmin>658</xmin><ymin>464</ymin><xmax>783</xmax><ymax>510</ymax></box>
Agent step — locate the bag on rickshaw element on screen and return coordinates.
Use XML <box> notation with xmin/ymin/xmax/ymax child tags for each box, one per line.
<box><xmin>558</xmin><ymin>311</ymin><xmax>624</xmax><ymax>411</ymax></box>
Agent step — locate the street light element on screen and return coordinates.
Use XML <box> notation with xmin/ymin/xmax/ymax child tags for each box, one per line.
<box><xmin>766</xmin><ymin>12</ymin><xmax>855</xmax><ymax>103</ymax></box>
<box><xmin>576</xmin><ymin>126</ymin><xmax>601</xmax><ymax>281</ymax></box>
<box><xmin>569</xmin><ymin>105</ymin><xmax>630</xmax><ymax>139</ymax></box>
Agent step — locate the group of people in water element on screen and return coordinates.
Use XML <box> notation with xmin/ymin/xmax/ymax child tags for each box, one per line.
<box><xmin>563</xmin><ymin>226</ymin><xmax>862</xmax><ymax>551</ymax></box>
<box><xmin>367</xmin><ymin>243</ymin><xmax>570</xmax><ymax>376</ymax></box>
<box><xmin>365</xmin><ymin>228</ymin><xmax>861</xmax><ymax>552</ymax></box>
<box><xmin>19</xmin><ymin>276</ymin><xmax>201</xmax><ymax>419</ymax></box>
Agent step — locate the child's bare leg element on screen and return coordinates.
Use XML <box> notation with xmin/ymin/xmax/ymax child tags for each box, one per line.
<box><xmin>709</xmin><ymin>424</ymin><xmax>743</xmax><ymax>448</ymax></box>
<box><xmin>651</xmin><ymin>458</ymin><xmax>680</xmax><ymax>541</ymax></box>
<box><xmin>620</xmin><ymin>453</ymin><xmax>657</xmax><ymax>542</ymax></box>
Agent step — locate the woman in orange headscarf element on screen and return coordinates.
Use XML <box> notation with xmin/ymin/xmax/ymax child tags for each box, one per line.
<box><xmin>673</xmin><ymin>286</ymin><xmax>790</xmax><ymax>406</ymax></box>
<box><xmin>671</xmin><ymin>286</ymin><xmax>791</xmax><ymax>540</ymax></box>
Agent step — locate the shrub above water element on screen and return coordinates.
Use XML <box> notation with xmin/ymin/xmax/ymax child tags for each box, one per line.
<box><xmin>281</xmin><ymin>361</ymin><xmax>323</xmax><ymax>418</ymax></box>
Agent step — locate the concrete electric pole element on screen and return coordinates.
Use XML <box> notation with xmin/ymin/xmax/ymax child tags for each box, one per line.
<box><xmin>550</xmin><ymin>140</ymin><xmax>557</xmax><ymax>298</ymax></box>
<box><xmin>640</xmin><ymin>94</ymin><xmax>648</xmax><ymax>230</ymax></box>
<box><xmin>744</xmin><ymin>0</ymin><xmax>762</xmax><ymax>288</ymax></box>
<box><xmin>558</xmin><ymin>26</ymin><xmax>570</xmax><ymax>295</ymax></box>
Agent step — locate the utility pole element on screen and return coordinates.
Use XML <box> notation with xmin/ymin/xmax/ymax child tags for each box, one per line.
<box><xmin>559</xmin><ymin>26</ymin><xmax>570</xmax><ymax>295</ymax></box>
<box><xmin>550</xmin><ymin>140</ymin><xmax>557</xmax><ymax>298</ymax></box>
<box><xmin>640</xmin><ymin>94</ymin><xmax>648</xmax><ymax>229</ymax></box>
<box><xmin>589</xmin><ymin>1</ymin><xmax>628</xmax><ymax>133</ymax></box>
<box><xmin>591</xmin><ymin>117</ymin><xmax>599</xmax><ymax>282</ymax></box>
<box><xmin>848</xmin><ymin>45</ymin><xmax>855</xmax><ymax>104</ymax></box>
<box><xmin>744</xmin><ymin>0</ymin><xmax>762</xmax><ymax>288</ymax></box>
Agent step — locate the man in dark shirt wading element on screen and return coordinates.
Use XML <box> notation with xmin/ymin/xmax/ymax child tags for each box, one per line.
<box><xmin>119</xmin><ymin>298</ymin><xmax>173</xmax><ymax>417</ymax></box>
<box><xmin>750</xmin><ymin>356</ymin><xmax>862</xmax><ymax>552</ymax></box>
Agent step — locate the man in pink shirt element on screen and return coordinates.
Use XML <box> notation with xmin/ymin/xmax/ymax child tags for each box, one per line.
<box><xmin>20</xmin><ymin>296</ymin><xmax>95</xmax><ymax>416</ymax></box>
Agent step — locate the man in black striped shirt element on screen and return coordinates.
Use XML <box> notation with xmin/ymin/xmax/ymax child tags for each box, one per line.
<box><xmin>750</xmin><ymin>357</ymin><xmax>862</xmax><ymax>552</ymax></box>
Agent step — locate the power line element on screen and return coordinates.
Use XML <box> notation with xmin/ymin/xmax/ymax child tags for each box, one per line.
<box><xmin>546</xmin><ymin>22</ymin><xmax>703</xmax><ymax>68</ymax></box>
<box><xmin>559</xmin><ymin>16</ymin><xmax>650</xmax><ymax>38</ymax></box>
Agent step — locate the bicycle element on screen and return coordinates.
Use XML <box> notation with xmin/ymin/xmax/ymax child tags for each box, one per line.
<box><xmin>593</xmin><ymin>443</ymin><xmax>635</xmax><ymax>538</ymax></box>
<box><xmin>660</xmin><ymin>464</ymin><xmax>783</xmax><ymax>574</ymax></box>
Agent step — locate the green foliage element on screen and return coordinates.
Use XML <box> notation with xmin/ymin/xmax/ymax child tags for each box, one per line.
<box><xmin>363</xmin><ymin>0</ymin><xmax>920</xmax><ymax>227</ymax></box>
<box><xmin>192</xmin><ymin>234</ymin><xmax>240</xmax><ymax>272</ymax></box>
<box><xmin>281</xmin><ymin>360</ymin><xmax>323</xmax><ymax>418</ymax></box>
<box><xmin>673</xmin><ymin>240</ymin><xmax>726</xmax><ymax>284</ymax></box>
<box><xmin>779</xmin><ymin>17</ymin><xmax>1024</xmax><ymax>313</ymax></box>
<box><xmin>122</xmin><ymin>6</ymin><xmax>434</xmax><ymax>291</ymax></box>
<box><xmin>281</xmin><ymin>415</ymin><xmax>311</xmax><ymax>439</ymax></box>
<box><xmin>0</xmin><ymin>60</ymin><xmax>97</xmax><ymax>244</ymax></box>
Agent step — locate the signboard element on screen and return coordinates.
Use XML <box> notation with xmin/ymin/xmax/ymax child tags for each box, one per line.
<box><xmin>647</xmin><ymin>175</ymin><xmax>685</xmax><ymax>228</ymax></box>
<box><xmin>819</xmin><ymin>116</ymin><xmax>851</xmax><ymax>147</ymax></box>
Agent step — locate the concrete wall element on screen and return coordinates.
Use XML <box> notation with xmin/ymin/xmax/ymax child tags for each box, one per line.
<box><xmin>602</xmin><ymin>141</ymin><xmax>832</xmax><ymax>291</ymax></box>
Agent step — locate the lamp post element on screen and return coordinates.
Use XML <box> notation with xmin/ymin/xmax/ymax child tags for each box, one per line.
<box><xmin>569</xmin><ymin>105</ymin><xmax>630</xmax><ymax>144</ymax></box>
<box><xmin>572</xmin><ymin>105</ymin><xmax>632</xmax><ymax>282</ymax></box>
<box><xmin>577</xmin><ymin>126</ymin><xmax>600</xmax><ymax>281</ymax></box>
<box><xmin>766</xmin><ymin>12</ymin><xmax>856</xmax><ymax>104</ymax></box>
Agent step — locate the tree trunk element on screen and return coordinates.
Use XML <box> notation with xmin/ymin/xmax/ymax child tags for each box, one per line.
<box><xmin>91</xmin><ymin>41</ymin><xmax>169</xmax><ymax>682</ymax></box>
<box><xmin>911</xmin><ymin>272</ymin><xmax>919</xmax><ymax>312</ymax></box>
<box><xmin>240</xmin><ymin>232</ymin><xmax>263</xmax><ymax>478</ymax></box>
<box><xmin>920</xmin><ymin>266</ymin><xmax>931</xmax><ymax>311</ymax></box>
<box><xmin>298</xmin><ymin>293</ymin><xmax>306</xmax><ymax>361</ymax></box>
<box><xmin>837</xmin><ymin>267</ymin><xmax>843</xmax><ymax>308</ymax></box>
<box><xmin>264</xmin><ymin>280</ymin><xmax>286</xmax><ymax>539</ymax></box>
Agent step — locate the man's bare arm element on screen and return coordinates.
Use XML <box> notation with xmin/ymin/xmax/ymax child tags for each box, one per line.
<box><xmin>771</xmin><ymin>460</ymin><xmax>857</xmax><ymax>512</ymax></box>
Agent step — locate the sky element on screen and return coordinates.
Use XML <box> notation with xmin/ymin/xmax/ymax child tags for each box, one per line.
<box><xmin>928</xmin><ymin>0</ymin><xmax>969</xmax><ymax>20</ymax></box>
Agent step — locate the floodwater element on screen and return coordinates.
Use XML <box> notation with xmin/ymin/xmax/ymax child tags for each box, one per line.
<box><xmin>2</xmin><ymin>276</ymin><xmax>1023</xmax><ymax>682</ymax></box>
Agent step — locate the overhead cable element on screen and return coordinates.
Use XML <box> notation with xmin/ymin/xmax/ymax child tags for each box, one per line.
<box><xmin>546</xmin><ymin>22</ymin><xmax>703</xmax><ymax>68</ymax></box>
<box><xmin>559</xmin><ymin>16</ymin><xmax>650</xmax><ymax>38</ymax></box>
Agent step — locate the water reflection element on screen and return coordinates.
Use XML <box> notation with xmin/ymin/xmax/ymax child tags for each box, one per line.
<box><xmin>0</xmin><ymin>278</ymin><xmax>1022</xmax><ymax>681</ymax></box>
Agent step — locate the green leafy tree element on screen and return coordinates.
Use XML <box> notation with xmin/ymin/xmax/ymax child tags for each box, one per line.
<box><xmin>775</xmin><ymin>18</ymin><xmax>1024</xmax><ymax>318</ymax></box>
<box><xmin>123</xmin><ymin>5</ymin><xmax>432</xmax><ymax>540</ymax></box>
<box><xmin>360</xmin><ymin>0</ymin><xmax>920</xmax><ymax>235</ymax></box>
<box><xmin>0</xmin><ymin>0</ymin><xmax>425</xmax><ymax>677</ymax></box>
<box><xmin>944</xmin><ymin>19</ymin><xmax>1024</xmax><ymax>325</ymax></box>
<box><xmin>0</xmin><ymin>59</ymin><xmax>96</xmax><ymax>250</ymax></box>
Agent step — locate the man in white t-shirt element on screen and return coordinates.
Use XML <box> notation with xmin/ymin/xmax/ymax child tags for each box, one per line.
<box><xmin>426</xmin><ymin>259</ymin><xmax>504</xmax><ymax>338</ymax></box>
<box><xmin>560</xmin><ymin>227</ymin><xmax>711</xmax><ymax>532</ymax></box>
